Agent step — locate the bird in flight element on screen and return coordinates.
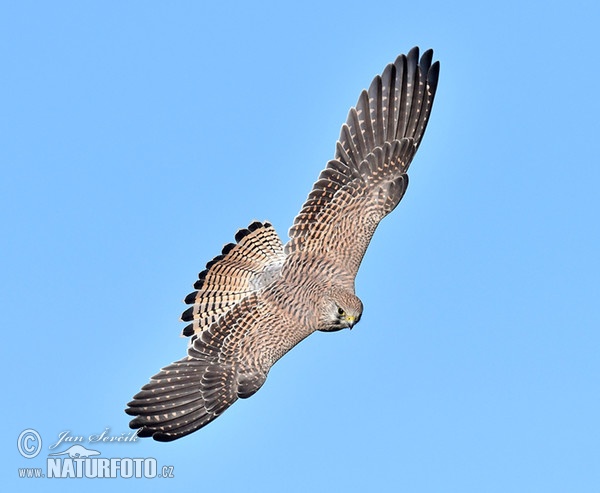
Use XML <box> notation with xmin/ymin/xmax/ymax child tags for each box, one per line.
<box><xmin>126</xmin><ymin>47</ymin><xmax>440</xmax><ymax>441</ymax></box>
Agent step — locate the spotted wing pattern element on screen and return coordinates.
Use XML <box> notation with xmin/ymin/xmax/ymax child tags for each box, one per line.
<box><xmin>127</xmin><ymin>221</ymin><xmax>289</xmax><ymax>441</ymax></box>
<box><xmin>286</xmin><ymin>47</ymin><xmax>439</xmax><ymax>278</ymax></box>
<box><xmin>127</xmin><ymin>292</ymin><xmax>297</xmax><ymax>441</ymax></box>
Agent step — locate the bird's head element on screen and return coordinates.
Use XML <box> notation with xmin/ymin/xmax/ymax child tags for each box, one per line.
<box><xmin>319</xmin><ymin>287</ymin><xmax>363</xmax><ymax>332</ymax></box>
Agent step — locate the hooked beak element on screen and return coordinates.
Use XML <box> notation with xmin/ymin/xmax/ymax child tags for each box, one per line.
<box><xmin>345</xmin><ymin>315</ymin><xmax>356</xmax><ymax>329</ymax></box>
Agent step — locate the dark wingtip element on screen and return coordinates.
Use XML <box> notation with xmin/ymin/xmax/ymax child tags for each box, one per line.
<box><xmin>419</xmin><ymin>48</ymin><xmax>433</xmax><ymax>72</ymax></box>
<box><xmin>407</xmin><ymin>46</ymin><xmax>420</xmax><ymax>65</ymax></box>
<box><xmin>126</xmin><ymin>416</ymin><xmax>146</xmax><ymax>430</ymax></box>
<box><xmin>428</xmin><ymin>60</ymin><xmax>440</xmax><ymax>93</ymax></box>
<box><xmin>152</xmin><ymin>432</ymin><xmax>179</xmax><ymax>442</ymax></box>
<box><xmin>135</xmin><ymin>427</ymin><xmax>154</xmax><ymax>438</ymax></box>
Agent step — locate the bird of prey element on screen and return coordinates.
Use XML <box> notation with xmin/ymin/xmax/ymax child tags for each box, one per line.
<box><xmin>126</xmin><ymin>47</ymin><xmax>439</xmax><ymax>441</ymax></box>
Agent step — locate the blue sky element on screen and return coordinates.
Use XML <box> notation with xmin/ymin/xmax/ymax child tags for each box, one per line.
<box><xmin>3</xmin><ymin>1</ymin><xmax>599</xmax><ymax>491</ymax></box>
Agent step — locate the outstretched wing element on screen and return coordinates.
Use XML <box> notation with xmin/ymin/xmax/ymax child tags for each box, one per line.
<box><xmin>285</xmin><ymin>47</ymin><xmax>439</xmax><ymax>278</ymax></box>
<box><xmin>126</xmin><ymin>292</ymin><xmax>301</xmax><ymax>441</ymax></box>
<box><xmin>127</xmin><ymin>221</ymin><xmax>296</xmax><ymax>441</ymax></box>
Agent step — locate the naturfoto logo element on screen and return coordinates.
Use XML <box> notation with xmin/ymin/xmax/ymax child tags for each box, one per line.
<box><xmin>17</xmin><ymin>428</ymin><xmax>175</xmax><ymax>480</ymax></box>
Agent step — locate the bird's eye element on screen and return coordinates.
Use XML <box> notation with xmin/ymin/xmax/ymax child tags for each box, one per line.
<box><xmin>337</xmin><ymin>307</ymin><xmax>345</xmax><ymax>316</ymax></box>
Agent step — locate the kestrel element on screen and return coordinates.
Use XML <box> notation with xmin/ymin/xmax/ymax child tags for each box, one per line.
<box><xmin>126</xmin><ymin>47</ymin><xmax>439</xmax><ymax>441</ymax></box>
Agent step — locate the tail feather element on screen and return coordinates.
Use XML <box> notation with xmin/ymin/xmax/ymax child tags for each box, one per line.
<box><xmin>181</xmin><ymin>221</ymin><xmax>285</xmax><ymax>338</ymax></box>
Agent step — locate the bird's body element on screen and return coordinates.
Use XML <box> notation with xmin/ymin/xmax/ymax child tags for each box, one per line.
<box><xmin>126</xmin><ymin>47</ymin><xmax>439</xmax><ymax>441</ymax></box>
